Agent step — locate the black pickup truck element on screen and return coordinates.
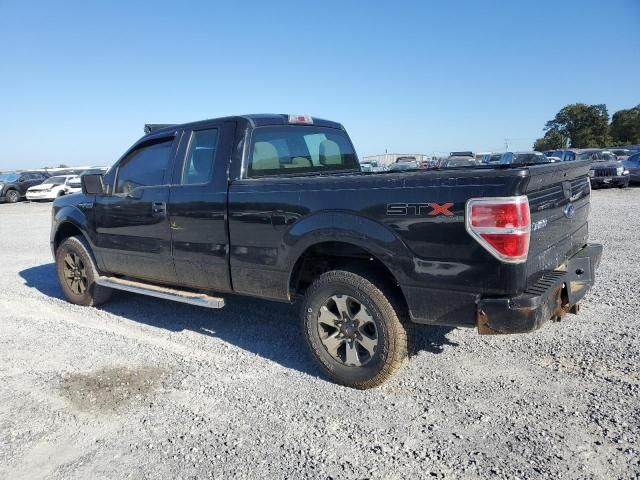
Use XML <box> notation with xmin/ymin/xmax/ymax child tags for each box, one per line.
<box><xmin>50</xmin><ymin>114</ymin><xmax>602</xmax><ymax>389</ymax></box>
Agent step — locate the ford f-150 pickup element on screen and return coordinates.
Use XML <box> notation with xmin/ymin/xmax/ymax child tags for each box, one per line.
<box><xmin>50</xmin><ymin>114</ymin><xmax>602</xmax><ymax>388</ymax></box>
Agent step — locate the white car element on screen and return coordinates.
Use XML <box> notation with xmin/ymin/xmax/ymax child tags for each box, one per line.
<box><xmin>26</xmin><ymin>175</ymin><xmax>82</xmax><ymax>201</ymax></box>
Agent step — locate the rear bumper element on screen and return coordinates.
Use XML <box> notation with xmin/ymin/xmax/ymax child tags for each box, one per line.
<box><xmin>590</xmin><ymin>175</ymin><xmax>629</xmax><ymax>188</ymax></box>
<box><xmin>476</xmin><ymin>243</ymin><xmax>603</xmax><ymax>334</ymax></box>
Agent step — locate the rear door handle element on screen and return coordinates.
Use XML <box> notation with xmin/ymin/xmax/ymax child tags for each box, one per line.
<box><xmin>152</xmin><ymin>201</ymin><xmax>166</xmax><ymax>216</ymax></box>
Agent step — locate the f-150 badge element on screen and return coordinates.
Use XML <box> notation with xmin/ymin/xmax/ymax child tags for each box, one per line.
<box><xmin>386</xmin><ymin>203</ymin><xmax>454</xmax><ymax>216</ymax></box>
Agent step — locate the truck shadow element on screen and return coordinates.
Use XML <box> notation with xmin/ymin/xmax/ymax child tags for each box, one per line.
<box><xmin>19</xmin><ymin>263</ymin><xmax>457</xmax><ymax>379</ymax></box>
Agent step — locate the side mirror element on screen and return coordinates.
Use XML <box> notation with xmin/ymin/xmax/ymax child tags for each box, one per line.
<box><xmin>81</xmin><ymin>174</ymin><xmax>104</xmax><ymax>195</ymax></box>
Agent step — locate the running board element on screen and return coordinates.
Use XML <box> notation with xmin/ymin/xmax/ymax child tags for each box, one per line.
<box><xmin>95</xmin><ymin>276</ymin><xmax>225</xmax><ymax>309</ymax></box>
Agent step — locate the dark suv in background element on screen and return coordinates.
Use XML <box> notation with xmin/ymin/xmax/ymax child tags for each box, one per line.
<box><xmin>558</xmin><ymin>149</ymin><xmax>629</xmax><ymax>188</ymax></box>
<box><xmin>0</xmin><ymin>171</ymin><xmax>49</xmax><ymax>203</ymax></box>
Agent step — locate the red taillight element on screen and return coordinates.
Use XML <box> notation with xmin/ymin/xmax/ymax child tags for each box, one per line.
<box><xmin>466</xmin><ymin>196</ymin><xmax>530</xmax><ymax>263</ymax></box>
<box><xmin>470</xmin><ymin>202</ymin><xmax>529</xmax><ymax>228</ymax></box>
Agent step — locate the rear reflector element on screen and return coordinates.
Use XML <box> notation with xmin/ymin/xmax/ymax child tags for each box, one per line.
<box><xmin>288</xmin><ymin>114</ymin><xmax>313</xmax><ymax>124</ymax></box>
<box><xmin>465</xmin><ymin>196</ymin><xmax>530</xmax><ymax>263</ymax></box>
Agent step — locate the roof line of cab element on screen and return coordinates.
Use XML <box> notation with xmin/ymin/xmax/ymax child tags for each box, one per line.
<box><xmin>143</xmin><ymin>114</ymin><xmax>345</xmax><ymax>137</ymax></box>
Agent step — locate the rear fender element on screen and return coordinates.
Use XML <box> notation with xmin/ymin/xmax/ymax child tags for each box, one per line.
<box><xmin>283</xmin><ymin>211</ymin><xmax>413</xmax><ymax>287</ymax></box>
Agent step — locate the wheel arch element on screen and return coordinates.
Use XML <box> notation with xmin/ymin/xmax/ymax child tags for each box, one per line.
<box><xmin>284</xmin><ymin>211</ymin><xmax>412</xmax><ymax>293</ymax></box>
<box><xmin>53</xmin><ymin>221</ymin><xmax>85</xmax><ymax>252</ymax></box>
<box><xmin>52</xmin><ymin>206</ymin><xmax>96</xmax><ymax>253</ymax></box>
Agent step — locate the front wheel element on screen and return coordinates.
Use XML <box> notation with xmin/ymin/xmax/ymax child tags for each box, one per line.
<box><xmin>5</xmin><ymin>190</ymin><xmax>19</xmax><ymax>203</ymax></box>
<box><xmin>56</xmin><ymin>236</ymin><xmax>112</xmax><ymax>306</ymax></box>
<box><xmin>301</xmin><ymin>269</ymin><xmax>409</xmax><ymax>389</ymax></box>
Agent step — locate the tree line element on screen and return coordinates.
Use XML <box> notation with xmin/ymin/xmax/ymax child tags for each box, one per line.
<box><xmin>533</xmin><ymin>103</ymin><xmax>640</xmax><ymax>151</ymax></box>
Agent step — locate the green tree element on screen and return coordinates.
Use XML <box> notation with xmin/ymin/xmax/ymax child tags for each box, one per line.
<box><xmin>533</xmin><ymin>128</ymin><xmax>565</xmax><ymax>151</ymax></box>
<box><xmin>610</xmin><ymin>105</ymin><xmax>640</xmax><ymax>145</ymax></box>
<box><xmin>537</xmin><ymin>103</ymin><xmax>610</xmax><ymax>149</ymax></box>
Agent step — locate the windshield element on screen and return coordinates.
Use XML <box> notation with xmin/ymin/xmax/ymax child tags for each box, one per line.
<box><xmin>0</xmin><ymin>172</ymin><xmax>19</xmax><ymax>182</ymax></box>
<box><xmin>43</xmin><ymin>176</ymin><xmax>67</xmax><ymax>185</ymax></box>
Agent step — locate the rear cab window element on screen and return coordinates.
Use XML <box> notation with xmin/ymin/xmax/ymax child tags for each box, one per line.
<box><xmin>247</xmin><ymin>126</ymin><xmax>359</xmax><ymax>178</ymax></box>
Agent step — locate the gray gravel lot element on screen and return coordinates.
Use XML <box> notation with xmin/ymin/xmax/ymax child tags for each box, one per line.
<box><xmin>0</xmin><ymin>189</ymin><xmax>639</xmax><ymax>479</ymax></box>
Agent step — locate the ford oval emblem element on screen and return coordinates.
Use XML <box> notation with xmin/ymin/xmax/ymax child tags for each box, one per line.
<box><xmin>563</xmin><ymin>203</ymin><xmax>576</xmax><ymax>219</ymax></box>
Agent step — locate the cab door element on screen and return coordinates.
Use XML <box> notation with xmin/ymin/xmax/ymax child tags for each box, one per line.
<box><xmin>93</xmin><ymin>133</ymin><xmax>180</xmax><ymax>284</ymax></box>
<box><xmin>167</xmin><ymin>121</ymin><xmax>235</xmax><ymax>292</ymax></box>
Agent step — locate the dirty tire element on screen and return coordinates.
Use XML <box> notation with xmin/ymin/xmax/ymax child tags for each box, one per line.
<box><xmin>6</xmin><ymin>189</ymin><xmax>19</xmax><ymax>203</ymax></box>
<box><xmin>56</xmin><ymin>235</ymin><xmax>112</xmax><ymax>307</ymax></box>
<box><xmin>301</xmin><ymin>269</ymin><xmax>409</xmax><ymax>389</ymax></box>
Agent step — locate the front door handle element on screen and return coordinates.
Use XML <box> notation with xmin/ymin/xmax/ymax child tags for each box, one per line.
<box><xmin>152</xmin><ymin>201</ymin><xmax>166</xmax><ymax>216</ymax></box>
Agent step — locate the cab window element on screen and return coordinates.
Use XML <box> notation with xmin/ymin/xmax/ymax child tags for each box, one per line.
<box><xmin>248</xmin><ymin>126</ymin><xmax>358</xmax><ymax>178</ymax></box>
<box><xmin>115</xmin><ymin>139</ymin><xmax>173</xmax><ymax>194</ymax></box>
<box><xmin>181</xmin><ymin>128</ymin><xmax>219</xmax><ymax>184</ymax></box>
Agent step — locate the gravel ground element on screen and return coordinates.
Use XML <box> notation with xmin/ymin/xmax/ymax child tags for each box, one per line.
<box><xmin>0</xmin><ymin>189</ymin><xmax>639</xmax><ymax>480</ymax></box>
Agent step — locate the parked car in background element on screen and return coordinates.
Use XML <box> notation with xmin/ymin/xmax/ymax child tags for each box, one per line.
<box><xmin>441</xmin><ymin>156</ymin><xmax>477</xmax><ymax>168</ymax></box>
<box><xmin>449</xmin><ymin>151</ymin><xmax>474</xmax><ymax>158</ymax></box>
<box><xmin>576</xmin><ymin>149</ymin><xmax>630</xmax><ymax>188</ymax></box>
<box><xmin>0</xmin><ymin>171</ymin><xmax>49</xmax><ymax>203</ymax></box>
<box><xmin>26</xmin><ymin>175</ymin><xmax>80</xmax><ymax>201</ymax></box>
<box><xmin>359</xmin><ymin>161</ymin><xmax>375</xmax><ymax>173</ymax></box>
<box><xmin>66</xmin><ymin>176</ymin><xmax>82</xmax><ymax>193</ymax></box>
<box><xmin>609</xmin><ymin>148</ymin><xmax>635</xmax><ymax>161</ymax></box>
<box><xmin>498</xmin><ymin>151</ymin><xmax>550</xmax><ymax>165</ymax></box>
<box><xmin>548</xmin><ymin>149</ymin><xmax>569</xmax><ymax>160</ymax></box>
<box><xmin>622</xmin><ymin>152</ymin><xmax>640</xmax><ymax>184</ymax></box>
<box><xmin>359</xmin><ymin>161</ymin><xmax>385</xmax><ymax>173</ymax></box>
<box><xmin>484</xmin><ymin>153</ymin><xmax>503</xmax><ymax>164</ymax></box>
<box><xmin>388</xmin><ymin>160</ymin><xmax>419</xmax><ymax>171</ymax></box>
<box><xmin>475</xmin><ymin>152</ymin><xmax>491</xmax><ymax>163</ymax></box>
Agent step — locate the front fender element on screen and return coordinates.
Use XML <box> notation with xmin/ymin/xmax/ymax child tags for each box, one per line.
<box><xmin>51</xmin><ymin>203</ymin><xmax>97</xmax><ymax>256</ymax></box>
<box><xmin>283</xmin><ymin>211</ymin><xmax>414</xmax><ymax>285</ymax></box>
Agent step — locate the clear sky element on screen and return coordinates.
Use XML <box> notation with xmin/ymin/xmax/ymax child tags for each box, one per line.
<box><xmin>0</xmin><ymin>0</ymin><xmax>638</xmax><ymax>170</ymax></box>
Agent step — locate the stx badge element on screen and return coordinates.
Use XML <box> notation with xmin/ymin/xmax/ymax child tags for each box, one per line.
<box><xmin>386</xmin><ymin>202</ymin><xmax>454</xmax><ymax>216</ymax></box>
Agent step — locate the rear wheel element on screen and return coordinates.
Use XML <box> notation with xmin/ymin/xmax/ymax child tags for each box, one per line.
<box><xmin>301</xmin><ymin>269</ymin><xmax>409</xmax><ymax>389</ymax></box>
<box><xmin>56</xmin><ymin>236</ymin><xmax>112</xmax><ymax>306</ymax></box>
<box><xmin>5</xmin><ymin>189</ymin><xmax>19</xmax><ymax>203</ymax></box>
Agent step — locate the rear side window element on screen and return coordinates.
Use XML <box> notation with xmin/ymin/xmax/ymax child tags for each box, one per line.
<box><xmin>181</xmin><ymin>128</ymin><xmax>219</xmax><ymax>184</ymax></box>
<box><xmin>248</xmin><ymin>126</ymin><xmax>358</xmax><ymax>177</ymax></box>
<box><xmin>115</xmin><ymin>139</ymin><xmax>173</xmax><ymax>194</ymax></box>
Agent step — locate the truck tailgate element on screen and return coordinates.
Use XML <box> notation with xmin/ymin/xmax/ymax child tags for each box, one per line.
<box><xmin>524</xmin><ymin>160</ymin><xmax>592</xmax><ymax>283</ymax></box>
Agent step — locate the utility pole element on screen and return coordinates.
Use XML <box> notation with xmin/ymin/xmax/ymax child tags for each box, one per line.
<box><xmin>504</xmin><ymin>138</ymin><xmax>509</xmax><ymax>151</ymax></box>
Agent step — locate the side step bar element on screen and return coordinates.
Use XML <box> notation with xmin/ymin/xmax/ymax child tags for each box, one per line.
<box><xmin>95</xmin><ymin>276</ymin><xmax>225</xmax><ymax>309</ymax></box>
